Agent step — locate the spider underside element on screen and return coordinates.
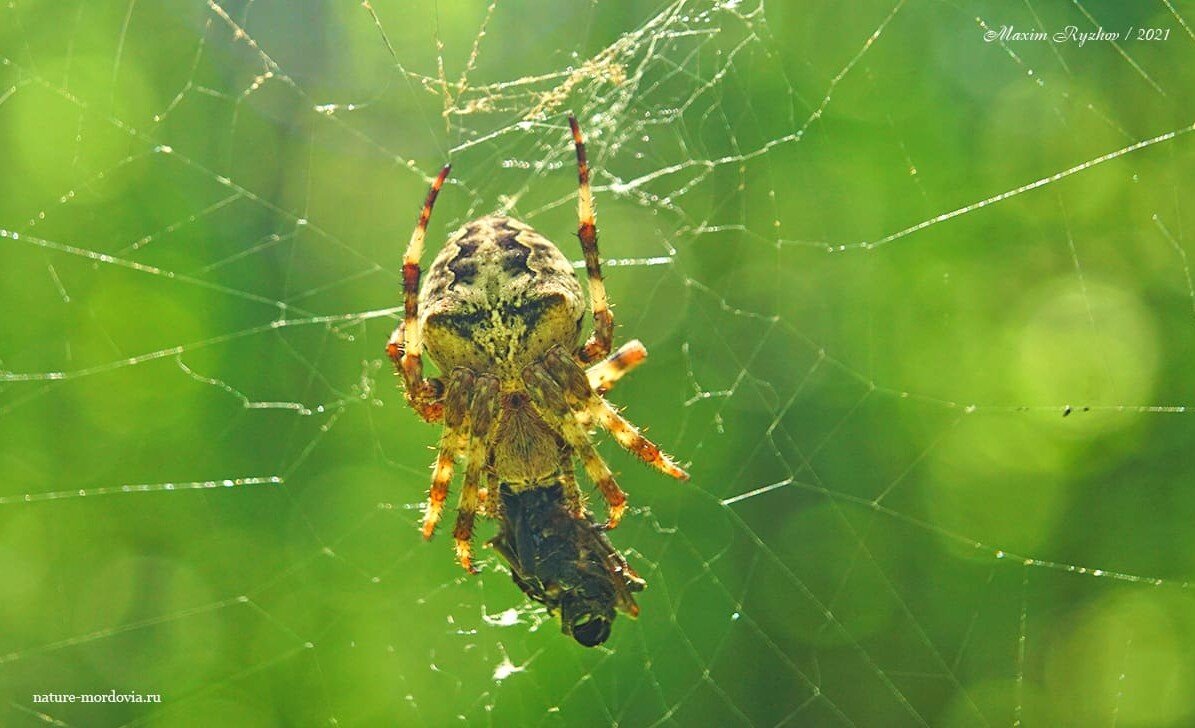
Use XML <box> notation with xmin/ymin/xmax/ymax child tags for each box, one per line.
<box><xmin>387</xmin><ymin>116</ymin><xmax>689</xmax><ymax>575</ymax></box>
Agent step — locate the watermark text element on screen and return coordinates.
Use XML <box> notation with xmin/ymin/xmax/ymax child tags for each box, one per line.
<box><xmin>984</xmin><ymin>25</ymin><xmax>1171</xmax><ymax>46</ymax></box>
<box><xmin>32</xmin><ymin>690</ymin><xmax>163</xmax><ymax>704</ymax></box>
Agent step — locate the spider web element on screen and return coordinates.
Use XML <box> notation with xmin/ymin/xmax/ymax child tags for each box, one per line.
<box><xmin>2</xmin><ymin>0</ymin><xmax>1195</xmax><ymax>725</ymax></box>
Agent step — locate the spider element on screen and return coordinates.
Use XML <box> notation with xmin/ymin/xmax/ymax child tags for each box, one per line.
<box><xmin>386</xmin><ymin>115</ymin><xmax>689</xmax><ymax>573</ymax></box>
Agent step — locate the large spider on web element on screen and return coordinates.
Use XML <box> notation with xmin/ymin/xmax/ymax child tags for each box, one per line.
<box><xmin>385</xmin><ymin>116</ymin><xmax>690</xmax><ymax>578</ymax></box>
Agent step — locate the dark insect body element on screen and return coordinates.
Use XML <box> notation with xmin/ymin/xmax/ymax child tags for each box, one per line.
<box><xmin>489</xmin><ymin>484</ymin><xmax>645</xmax><ymax>647</ymax></box>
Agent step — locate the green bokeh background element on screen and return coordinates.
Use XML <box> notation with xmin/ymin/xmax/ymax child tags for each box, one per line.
<box><xmin>3</xmin><ymin>1</ymin><xmax>1195</xmax><ymax>726</ymax></box>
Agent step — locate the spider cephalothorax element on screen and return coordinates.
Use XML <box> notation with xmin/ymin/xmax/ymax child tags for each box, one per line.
<box><xmin>386</xmin><ymin>116</ymin><xmax>689</xmax><ymax>574</ymax></box>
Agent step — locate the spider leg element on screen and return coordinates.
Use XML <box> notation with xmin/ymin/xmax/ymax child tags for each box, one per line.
<box><xmin>422</xmin><ymin>368</ymin><xmax>473</xmax><ymax>540</ymax></box>
<box><xmin>453</xmin><ymin>374</ymin><xmax>500</xmax><ymax>573</ymax></box>
<box><xmin>393</xmin><ymin>164</ymin><xmax>452</xmax><ymax>422</ymax></box>
<box><xmin>557</xmin><ymin>446</ymin><xmax>586</xmax><ymax>518</ymax></box>
<box><xmin>387</xmin><ymin>322</ymin><xmax>444</xmax><ymax>421</ymax></box>
<box><xmin>576</xmin><ymin>339</ymin><xmax>648</xmax><ymax>428</ymax></box>
<box><xmin>545</xmin><ymin>347</ymin><xmax>689</xmax><ymax>481</ymax></box>
<box><xmin>568</xmin><ymin>115</ymin><xmax>613</xmax><ymax>364</ymax></box>
<box><xmin>480</xmin><ymin>470</ymin><xmax>499</xmax><ymax>519</ymax></box>
<box><xmin>586</xmin><ymin>339</ymin><xmax>647</xmax><ymax>395</ymax></box>
<box><xmin>523</xmin><ymin>363</ymin><xmax>628</xmax><ymax>529</ymax></box>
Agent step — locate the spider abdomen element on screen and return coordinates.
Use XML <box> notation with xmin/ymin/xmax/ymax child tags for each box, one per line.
<box><xmin>420</xmin><ymin>215</ymin><xmax>585</xmax><ymax>377</ymax></box>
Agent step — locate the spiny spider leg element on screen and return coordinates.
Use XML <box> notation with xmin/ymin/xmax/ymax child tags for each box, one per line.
<box><xmin>392</xmin><ymin>164</ymin><xmax>452</xmax><ymax>422</ymax></box>
<box><xmin>557</xmin><ymin>447</ymin><xmax>586</xmax><ymax>518</ymax></box>
<box><xmin>586</xmin><ymin>339</ymin><xmax>648</xmax><ymax>395</ymax></box>
<box><xmin>523</xmin><ymin>363</ymin><xmax>629</xmax><ymax>529</ymax></box>
<box><xmin>545</xmin><ymin>348</ymin><xmax>689</xmax><ymax>481</ymax></box>
<box><xmin>479</xmin><ymin>470</ymin><xmax>499</xmax><ymax>519</ymax></box>
<box><xmin>422</xmin><ymin>368</ymin><xmax>473</xmax><ymax>539</ymax></box>
<box><xmin>452</xmin><ymin>374</ymin><xmax>500</xmax><ymax>573</ymax></box>
<box><xmin>569</xmin><ymin>115</ymin><xmax>614</xmax><ymax>364</ymax></box>
<box><xmin>576</xmin><ymin>339</ymin><xmax>648</xmax><ymax>428</ymax></box>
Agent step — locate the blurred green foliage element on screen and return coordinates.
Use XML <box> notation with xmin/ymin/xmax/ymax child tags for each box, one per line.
<box><xmin>2</xmin><ymin>1</ymin><xmax>1195</xmax><ymax>725</ymax></box>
